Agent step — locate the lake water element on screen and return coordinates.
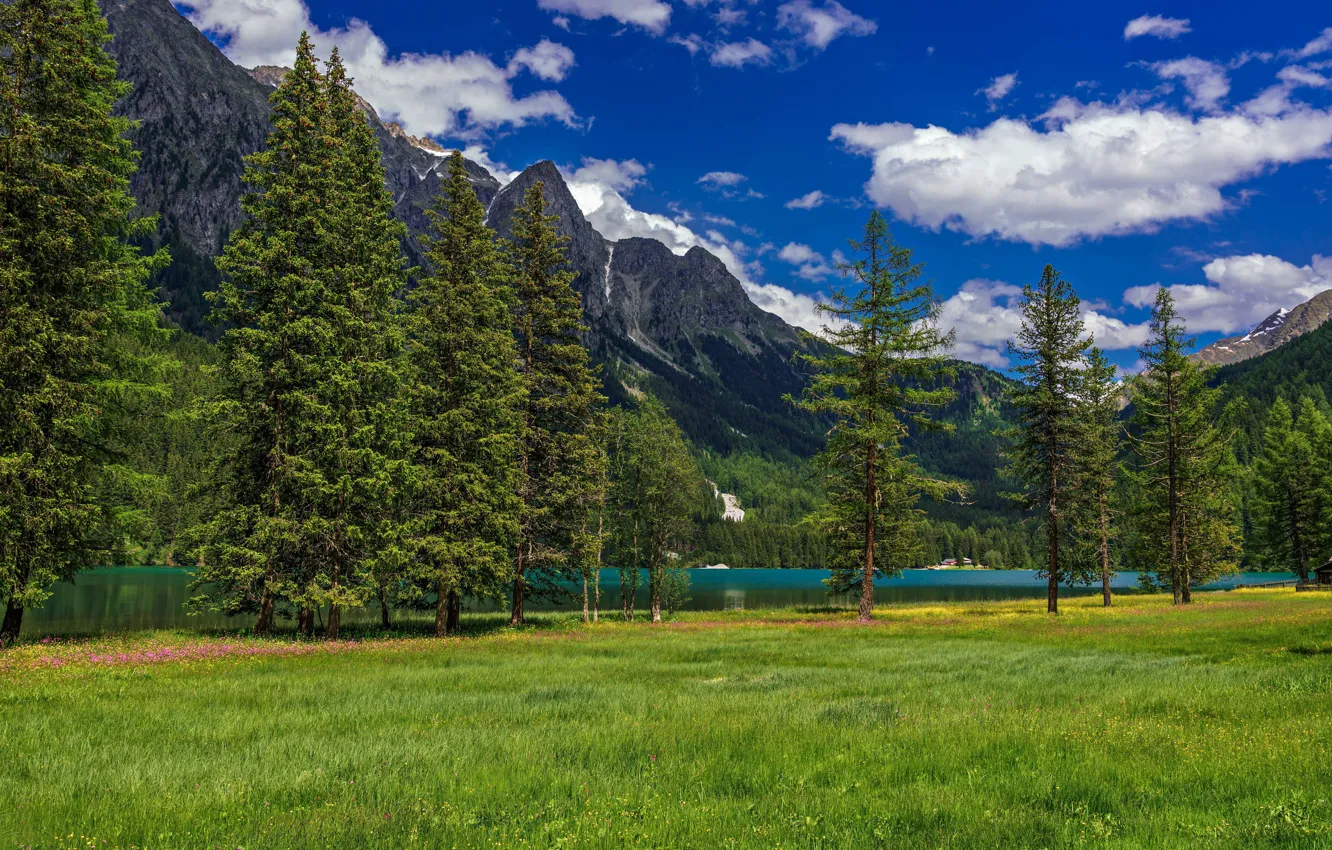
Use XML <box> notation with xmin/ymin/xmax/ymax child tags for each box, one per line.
<box><xmin>17</xmin><ymin>567</ymin><xmax>1294</xmax><ymax>636</ymax></box>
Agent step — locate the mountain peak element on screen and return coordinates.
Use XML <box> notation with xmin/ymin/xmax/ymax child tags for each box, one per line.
<box><xmin>1194</xmin><ymin>289</ymin><xmax>1332</xmax><ymax>366</ymax></box>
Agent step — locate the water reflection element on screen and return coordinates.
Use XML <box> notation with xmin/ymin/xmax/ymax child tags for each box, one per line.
<box><xmin>18</xmin><ymin>566</ymin><xmax>1294</xmax><ymax>636</ymax></box>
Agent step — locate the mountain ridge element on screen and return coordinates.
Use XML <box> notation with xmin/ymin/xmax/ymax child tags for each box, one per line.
<box><xmin>1193</xmin><ymin>289</ymin><xmax>1332</xmax><ymax>367</ymax></box>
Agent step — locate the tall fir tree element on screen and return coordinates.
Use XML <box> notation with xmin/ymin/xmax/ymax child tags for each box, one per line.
<box><xmin>1006</xmin><ymin>265</ymin><xmax>1092</xmax><ymax>614</ymax></box>
<box><xmin>1070</xmin><ymin>348</ymin><xmax>1120</xmax><ymax>607</ymax></box>
<box><xmin>789</xmin><ymin>211</ymin><xmax>959</xmax><ymax>623</ymax></box>
<box><xmin>1293</xmin><ymin>396</ymin><xmax>1332</xmax><ymax>567</ymax></box>
<box><xmin>508</xmin><ymin>181</ymin><xmax>605</xmax><ymax>625</ymax></box>
<box><xmin>190</xmin><ymin>34</ymin><xmax>332</xmax><ymax>635</ymax></box>
<box><xmin>309</xmin><ymin>50</ymin><xmax>410</xmax><ymax>639</ymax></box>
<box><xmin>0</xmin><ymin>0</ymin><xmax>167</xmax><ymax>644</ymax></box>
<box><xmin>1252</xmin><ymin>398</ymin><xmax>1321</xmax><ymax>579</ymax></box>
<box><xmin>406</xmin><ymin>151</ymin><xmax>523</xmax><ymax>636</ymax></box>
<box><xmin>1128</xmin><ymin>287</ymin><xmax>1239</xmax><ymax>603</ymax></box>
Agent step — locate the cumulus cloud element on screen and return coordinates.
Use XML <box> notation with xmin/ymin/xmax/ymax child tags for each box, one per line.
<box><xmin>1125</xmin><ymin>253</ymin><xmax>1332</xmax><ymax>333</ymax></box>
<box><xmin>1150</xmin><ymin>57</ymin><xmax>1229</xmax><ymax>111</ymax></box>
<box><xmin>507</xmin><ymin>39</ymin><xmax>577</xmax><ymax>82</ymax></box>
<box><xmin>1124</xmin><ymin>15</ymin><xmax>1192</xmax><ymax>40</ymax></box>
<box><xmin>776</xmin><ymin>0</ymin><xmax>877</xmax><ymax>50</ymax></box>
<box><xmin>937</xmin><ymin>280</ymin><xmax>1150</xmax><ymax>368</ymax></box>
<box><xmin>537</xmin><ymin>0</ymin><xmax>671</xmax><ymax>33</ymax></box>
<box><xmin>777</xmin><ymin>242</ymin><xmax>836</xmax><ymax>280</ymax></box>
<box><xmin>830</xmin><ymin>94</ymin><xmax>1332</xmax><ymax>247</ymax></box>
<box><xmin>709</xmin><ymin>38</ymin><xmax>773</xmax><ymax>68</ymax></box>
<box><xmin>179</xmin><ymin>0</ymin><xmax>576</xmax><ymax>138</ymax></box>
<box><xmin>978</xmin><ymin>72</ymin><xmax>1018</xmax><ymax>110</ymax></box>
<box><xmin>784</xmin><ymin>190</ymin><xmax>827</xmax><ymax>209</ymax></box>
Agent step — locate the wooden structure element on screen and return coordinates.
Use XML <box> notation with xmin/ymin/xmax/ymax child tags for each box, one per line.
<box><xmin>1314</xmin><ymin>561</ymin><xmax>1332</xmax><ymax>586</ymax></box>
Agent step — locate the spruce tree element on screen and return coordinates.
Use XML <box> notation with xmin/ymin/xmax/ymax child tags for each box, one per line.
<box><xmin>1007</xmin><ymin>265</ymin><xmax>1092</xmax><ymax>614</ymax></box>
<box><xmin>1252</xmin><ymin>399</ymin><xmax>1321</xmax><ymax>579</ymax></box>
<box><xmin>1128</xmin><ymin>288</ymin><xmax>1239</xmax><ymax>602</ymax></box>
<box><xmin>190</xmin><ymin>34</ymin><xmax>332</xmax><ymax>635</ymax></box>
<box><xmin>789</xmin><ymin>211</ymin><xmax>959</xmax><ymax>623</ymax></box>
<box><xmin>1070</xmin><ymin>348</ymin><xmax>1120</xmax><ymax>607</ymax></box>
<box><xmin>406</xmin><ymin>151</ymin><xmax>523</xmax><ymax>636</ymax></box>
<box><xmin>0</xmin><ymin>0</ymin><xmax>166</xmax><ymax>644</ymax></box>
<box><xmin>311</xmin><ymin>50</ymin><xmax>410</xmax><ymax>639</ymax></box>
<box><xmin>508</xmin><ymin>181</ymin><xmax>605</xmax><ymax>625</ymax></box>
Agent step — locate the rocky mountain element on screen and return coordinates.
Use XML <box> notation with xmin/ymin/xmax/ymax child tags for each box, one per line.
<box><xmin>95</xmin><ymin>0</ymin><xmax>1019</xmax><ymax>488</ymax></box>
<box><xmin>1193</xmin><ymin>289</ymin><xmax>1332</xmax><ymax>367</ymax></box>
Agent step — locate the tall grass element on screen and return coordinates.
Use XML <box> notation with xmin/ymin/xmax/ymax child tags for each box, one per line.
<box><xmin>2</xmin><ymin>590</ymin><xmax>1331</xmax><ymax>848</ymax></box>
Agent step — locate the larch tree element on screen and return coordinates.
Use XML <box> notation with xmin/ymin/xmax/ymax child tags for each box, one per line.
<box><xmin>406</xmin><ymin>150</ymin><xmax>523</xmax><ymax>637</ymax></box>
<box><xmin>789</xmin><ymin>211</ymin><xmax>960</xmax><ymax>623</ymax></box>
<box><xmin>1007</xmin><ymin>264</ymin><xmax>1092</xmax><ymax>615</ymax></box>
<box><xmin>1252</xmin><ymin>398</ymin><xmax>1321</xmax><ymax>580</ymax></box>
<box><xmin>1128</xmin><ymin>287</ymin><xmax>1239</xmax><ymax>603</ymax></box>
<box><xmin>1070</xmin><ymin>347</ymin><xmax>1120</xmax><ymax>607</ymax></box>
<box><xmin>508</xmin><ymin>181</ymin><xmax>605</xmax><ymax>625</ymax></box>
<box><xmin>190</xmin><ymin>34</ymin><xmax>332</xmax><ymax>635</ymax></box>
<box><xmin>0</xmin><ymin>0</ymin><xmax>167</xmax><ymax>644</ymax></box>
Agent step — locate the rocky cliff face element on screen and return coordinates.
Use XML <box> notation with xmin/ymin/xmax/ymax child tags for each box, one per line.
<box><xmin>1194</xmin><ymin>290</ymin><xmax>1332</xmax><ymax>367</ymax></box>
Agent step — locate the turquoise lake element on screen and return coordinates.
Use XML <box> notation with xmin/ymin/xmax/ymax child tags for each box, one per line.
<box><xmin>17</xmin><ymin>566</ymin><xmax>1294</xmax><ymax>636</ymax></box>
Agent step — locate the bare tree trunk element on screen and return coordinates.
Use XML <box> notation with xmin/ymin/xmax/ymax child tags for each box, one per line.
<box><xmin>582</xmin><ymin>573</ymin><xmax>590</xmax><ymax>623</ymax></box>
<box><xmin>298</xmin><ymin>606</ymin><xmax>312</xmax><ymax>637</ymax></box>
<box><xmin>511</xmin><ymin>540</ymin><xmax>526</xmax><ymax>626</ymax></box>
<box><xmin>860</xmin><ymin>440</ymin><xmax>877</xmax><ymax>623</ymax></box>
<box><xmin>255</xmin><ymin>587</ymin><xmax>275</xmax><ymax>636</ymax></box>
<box><xmin>379</xmin><ymin>582</ymin><xmax>391</xmax><ymax>629</ymax></box>
<box><xmin>434</xmin><ymin>580</ymin><xmax>449</xmax><ymax>638</ymax></box>
<box><xmin>447</xmin><ymin>590</ymin><xmax>460</xmax><ymax>634</ymax></box>
<box><xmin>1047</xmin><ymin>431</ymin><xmax>1060</xmax><ymax>615</ymax></box>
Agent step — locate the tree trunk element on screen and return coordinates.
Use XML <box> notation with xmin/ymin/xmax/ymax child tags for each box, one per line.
<box><xmin>446</xmin><ymin>590</ymin><xmax>460</xmax><ymax>634</ymax></box>
<box><xmin>255</xmin><ymin>590</ymin><xmax>275</xmax><ymax>636</ymax></box>
<box><xmin>650</xmin><ymin>554</ymin><xmax>662</xmax><ymax>624</ymax></box>
<box><xmin>860</xmin><ymin>440</ymin><xmax>877</xmax><ymax>623</ymax></box>
<box><xmin>582</xmin><ymin>573</ymin><xmax>590</xmax><ymax>623</ymax></box>
<box><xmin>1047</xmin><ymin>445</ymin><xmax>1059</xmax><ymax>615</ymax></box>
<box><xmin>298</xmin><ymin>606</ymin><xmax>312</xmax><ymax>637</ymax></box>
<box><xmin>511</xmin><ymin>538</ymin><xmax>527</xmax><ymax>626</ymax></box>
<box><xmin>593</xmin><ymin>570</ymin><xmax>600</xmax><ymax>624</ymax></box>
<box><xmin>0</xmin><ymin>598</ymin><xmax>22</xmax><ymax>646</ymax></box>
<box><xmin>1100</xmin><ymin>493</ymin><xmax>1111</xmax><ymax>608</ymax></box>
<box><xmin>434</xmin><ymin>580</ymin><xmax>449</xmax><ymax>638</ymax></box>
<box><xmin>379</xmin><ymin>582</ymin><xmax>391</xmax><ymax>629</ymax></box>
<box><xmin>327</xmin><ymin>604</ymin><xmax>341</xmax><ymax>640</ymax></box>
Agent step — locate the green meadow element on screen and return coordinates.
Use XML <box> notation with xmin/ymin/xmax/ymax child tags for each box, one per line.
<box><xmin>3</xmin><ymin>590</ymin><xmax>1332</xmax><ymax>849</ymax></box>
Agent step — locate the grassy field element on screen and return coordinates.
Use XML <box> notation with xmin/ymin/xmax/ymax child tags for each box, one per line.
<box><xmin>3</xmin><ymin>590</ymin><xmax>1332</xmax><ymax>849</ymax></box>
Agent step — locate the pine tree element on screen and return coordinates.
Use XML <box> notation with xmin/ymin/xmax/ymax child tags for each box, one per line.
<box><xmin>1252</xmin><ymin>399</ymin><xmax>1321</xmax><ymax>579</ymax></box>
<box><xmin>406</xmin><ymin>151</ymin><xmax>523</xmax><ymax>636</ymax></box>
<box><xmin>1294</xmin><ymin>396</ymin><xmax>1332</xmax><ymax>567</ymax></box>
<box><xmin>190</xmin><ymin>34</ymin><xmax>332</xmax><ymax>635</ymax></box>
<box><xmin>508</xmin><ymin>181</ymin><xmax>605</xmax><ymax>625</ymax></box>
<box><xmin>0</xmin><ymin>0</ymin><xmax>167</xmax><ymax>644</ymax></box>
<box><xmin>1128</xmin><ymin>288</ymin><xmax>1239</xmax><ymax>602</ymax></box>
<box><xmin>310</xmin><ymin>50</ymin><xmax>410</xmax><ymax>639</ymax></box>
<box><xmin>789</xmin><ymin>211</ymin><xmax>960</xmax><ymax>623</ymax></box>
<box><xmin>1007</xmin><ymin>265</ymin><xmax>1092</xmax><ymax>614</ymax></box>
<box><xmin>1070</xmin><ymin>348</ymin><xmax>1120</xmax><ymax>606</ymax></box>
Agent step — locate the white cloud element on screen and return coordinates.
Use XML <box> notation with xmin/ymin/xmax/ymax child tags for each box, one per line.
<box><xmin>460</xmin><ymin>146</ymin><xmax>520</xmax><ymax>184</ymax></box>
<box><xmin>536</xmin><ymin>0</ymin><xmax>671</xmax><ymax>33</ymax></box>
<box><xmin>776</xmin><ymin>0</ymin><xmax>876</xmax><ymax>50</ymax></box>
<box><xmin>709</xmin><ymin>38</ymin><xmax>773</xmax><ymax>68</ymax></box>
<box><xmin>784</xmin><ymin>190</ymin><xmax>827</xmax><ymax>209</ymax></box>
<box><xmin>1288</xmin><ymin>27</ymin><xmax>1332</xmax><ymax>60</ymax></box>
<box><xmin>704</xmin><ymin>214</ymin><xmax>737</xmax><ymax>226</ymax></box>
<box><xmin>669</xmin><ymin>34</ymin><xmax>706</xmax><ymax>55</ymax></box>
<box><xmin>179</xmin><ymin>0</ymin><xmax>576</xmax><ymax>139</ymax></box>
<box><xmin>831</xmin><ymin>96</ymin><xmax>1332</xmax><ymax>247</ymax></box>
<box><xmin>978</xmin><ymin>72</ymin><xmax>1018</xmax><ymax>110</ymax></box>
<box><xmin>562</xmin><ymin>163</ymin><xmax>828</xmax><ymax>333</ymax></box>
<box><xmin>1150</xmin><ymin>57</ymin><xmax>1229</xmax><ymax>111</ymax></box>
<box><xmin>552</xmin><ymin>15</ymin><xmax>572</xmax><ymax>31</ymax></box>
<box><xmin>1125</xmin><ymin>253</ymin><xmax>1332</xmax><ymax>333</ymax></box>
<box><xmin>697</xmin><ymin>170</ymin><xmax>748</xmax><ymax>188</ymax></box>
<box><xmin>938</xmin><ymin>279</ymin><xmax>1150</xmax><ymax>368</ymax></box>
<box><xmin>507</xmin><ymin>39</ymin><xmax>576</xmax><ymax>82</ymax></box>
<box><xmin>1124</xmin><ymin>15</ymin><xmax>1192</xmax><ymax>41</ymax></box>
<box><xmin>777</xmin><ymin>242</ymin><xmax>835</xmax><ymax>280</ymax></box>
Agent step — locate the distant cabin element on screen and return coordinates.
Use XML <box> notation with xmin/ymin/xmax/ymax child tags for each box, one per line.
<box><xmin>1315</xmin><ymin>561</ymin><xmax>1332</xmax><ymax>586</ymax></box>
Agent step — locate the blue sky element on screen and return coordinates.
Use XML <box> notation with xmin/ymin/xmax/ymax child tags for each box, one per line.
<box><xmin>176</xmin><ymin>0</ymin><xmax>1332</xmax><ymax>370</ymax></box>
